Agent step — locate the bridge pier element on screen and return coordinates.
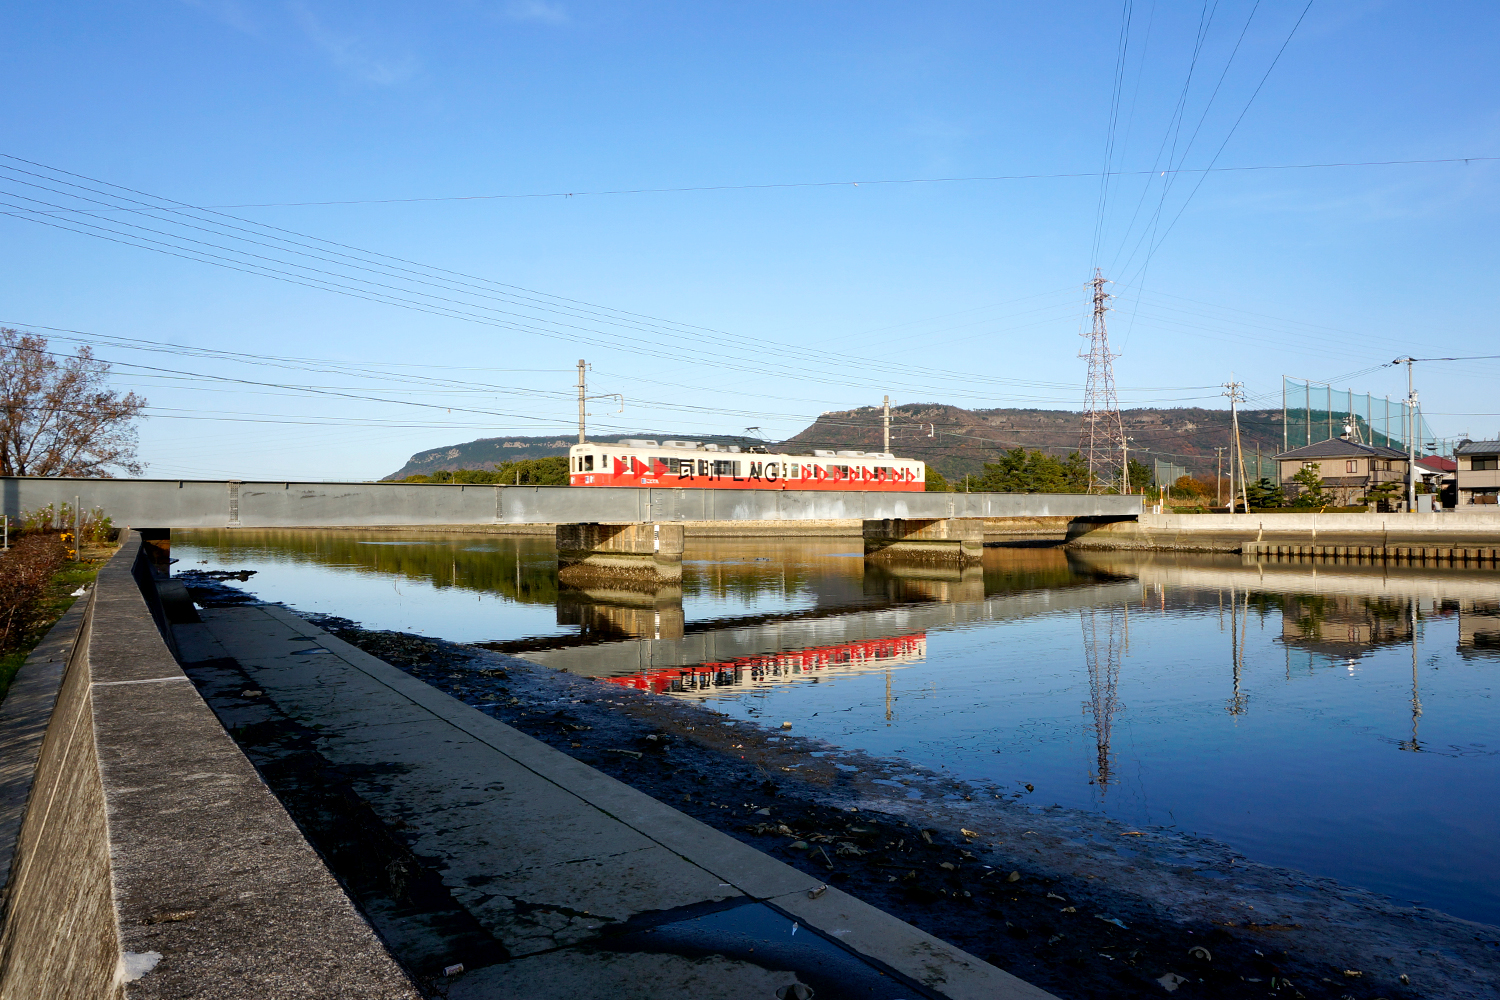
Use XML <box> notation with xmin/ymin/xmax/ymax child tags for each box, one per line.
<box><xmin>862</xmin><ymin>518</ymin><xmax>983</xmax><ymax>565</ymax></box>
<box><xmin>556</xmin><ymin>522</ymin><xmax>685</xmax><ymax>584</ymax></box>
<box><xmin>558</xmin><ymin>582</ymin><xmax>685</xmax><ymax>641</ymax></box>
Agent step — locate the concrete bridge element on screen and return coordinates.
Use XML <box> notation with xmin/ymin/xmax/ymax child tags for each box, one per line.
<box><xmin>1</xmin><ymin>477</ymin><xmax>1141</xmax><ymax>530</ymax></box>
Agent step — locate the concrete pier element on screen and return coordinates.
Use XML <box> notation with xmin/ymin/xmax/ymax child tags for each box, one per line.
<box><xmin>556</xmin><ymin>522</ymin><xmax>685</xmax><ymax>583</ymax></box>
<box><xmin>862</xmin><ymin>518</ymin><xmax>983</xmax><ymax>565</ymax></box>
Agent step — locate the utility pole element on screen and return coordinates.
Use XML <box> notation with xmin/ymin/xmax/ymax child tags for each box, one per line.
<box><xmin>1395</xmin><ymin>357</ymin><xmax>1418</xmax><ymax>511</ymax></box>
<box><xmin>577</xmin><ymin>359</ymin><xmax>587</xmax><ymax>444</ymax></box>
<box><xmin>883</xmin><ymin>395</ymin><xmax>891</xmax><ymax>454</ymax></box>
<box><xmin>1121</xmin><ymin>437</ymin><xmax>1134</xmax><ymax>494</ymax></box>
<box><xmin>1214</xmin><ymin>446</ymin><xmax>1228</xmax><ymax>506</ymax></box>
<box><xmin>1224</xmin><ymin>381</ymin><xmax>1250</xmax><ymax>513</ymax></box>
<box><xmin>1079</xmin><ymin>270</ymin><xmax>1127</xmax><ymax>494</ymax></box>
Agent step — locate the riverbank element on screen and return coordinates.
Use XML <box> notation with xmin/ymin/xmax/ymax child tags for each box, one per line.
<box><xmin>1069</xmin><ymin>510</ymin><xmax>1500</xmax><ymax>554</ymax></box>
<box><xmin>178</xmin><ymin>574</ymin><xmax>1500</xmax><ymax>1000</ymax></box>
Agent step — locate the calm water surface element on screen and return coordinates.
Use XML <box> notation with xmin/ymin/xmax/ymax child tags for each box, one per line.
<box><xmin>172</xmin><ymin>530</ymin><xmax>1500</xmax><ymax>927</ymax></box>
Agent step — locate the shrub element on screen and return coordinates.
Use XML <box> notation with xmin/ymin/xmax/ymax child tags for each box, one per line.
<box><xmin>396</xmin><ymin>456</ymin><xmax>570</xmax><ymax>486</ymax></box>
<box><xmin>0</xmin><ymin>534</ymin><xmax>66</xmax><ymax>655</ymax></box>
<box><xmin>924</xmin><ymin>467</ymin><xmax>952</xmax><ymax>492</ymax></box>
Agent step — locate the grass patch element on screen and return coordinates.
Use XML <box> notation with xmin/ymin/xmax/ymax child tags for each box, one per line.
<box><xmin>0</xmin><ymin>548</ymin><xmax>114</xmax><ymax>705</ymax></box>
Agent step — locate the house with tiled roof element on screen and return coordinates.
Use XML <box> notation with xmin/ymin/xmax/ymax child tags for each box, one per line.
<box><xmin>1274</xmin><ymin>436</ymin><xmax>1409</xmax><ymax>507</ymax></box>
<box><xmin>1455</xmin><ymin>440</ymin><xmax>1500</xmax><ymax>506</ymax></box>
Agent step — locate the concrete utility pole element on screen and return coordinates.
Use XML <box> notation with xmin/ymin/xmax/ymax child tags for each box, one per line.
<box><xmin>1395</xmin><ymin>357</ymin><xmax>1418</xmax><ymax>511</ymax></box>
<box><xmin>1214</xmin><ymin>446</ymin><xmax>1228</xmax><ymax>506</ymax></box>
<box><xmin>577</xmin><ymin>359</ymin><xmax>587</xmax><ymax>444</ymax></box>
<box><xmin>883</xmin><ymin>395</ymin><xmax>891</xmax><ymax>454</ymax></box>
<box><xmin>1224</xmin><ymin>382</ymin><xmax>1250</xmax><ymax>513</ymax></box>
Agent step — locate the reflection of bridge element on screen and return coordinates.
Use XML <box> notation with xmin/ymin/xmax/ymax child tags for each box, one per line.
<box><xmin>518</xmin><ymin>580</ymin><xmax>1142</xmax><ymax>680</ymax></box>
<box><xmin>604</xmin><ymin>633</ymin><xmax>928</xmax><ymax>698</ymax></box>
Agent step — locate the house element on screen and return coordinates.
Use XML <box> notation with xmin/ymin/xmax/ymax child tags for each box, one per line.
<box><xmin>1415</xmin><ymin>455</ymin><xmax>1457</xmax><ymax>508</ymax></box>
<box><xmin>1455</xmin><ymin>440</ymin><xmax>1500</xmax><ymax>506</ymax></box>
<box><xmin>1275</xmin><ymin>436</ymin><xmax>1409</xmax><ymax>507</ymax></box>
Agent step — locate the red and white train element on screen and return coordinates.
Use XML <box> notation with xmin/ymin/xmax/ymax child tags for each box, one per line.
<box><xmin>568</xmin><ymin>439</ymin><xmax>925</xmax><ymax>492</ymax></box>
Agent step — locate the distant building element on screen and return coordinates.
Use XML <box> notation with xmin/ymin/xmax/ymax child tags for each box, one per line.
<box><xmin>1455</xmin><ymin>440</ymin><xmax>1500</xmax><ymax>506</ymax></box>
<box><xmin>1274</xmin><ymin>436</ymin><xmax>1409</xmax><ymax>507</ymax></box>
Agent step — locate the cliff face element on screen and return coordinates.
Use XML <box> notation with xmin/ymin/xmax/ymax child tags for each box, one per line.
<box><xmin>386</xmin><ymin>406</ymin><xmax>1286</xmax><ymax>482</ymax></box>
<box><xmin>781</xmin><ymin>404</ymin><xmax>1287</xmax><ymax>480</ymax></box>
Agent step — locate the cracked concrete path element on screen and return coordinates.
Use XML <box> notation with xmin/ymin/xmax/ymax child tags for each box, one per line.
<box><xmin>175</xmin><ymin>604</ymin><xmax>1054</xmax><ymax>1000</ymax></box>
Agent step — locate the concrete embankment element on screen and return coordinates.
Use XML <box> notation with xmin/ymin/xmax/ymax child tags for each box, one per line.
<box><xmin>175</xmin><ymin>602</ymin><xmax>1052</xmax><ymax>999</ymax></box>
<box><xmin>0</xmin><ymin>532</ymin><xmax>418</xmax><ymax>999</ymax></box>
<box><xmin>0</xmin><ymin>531</ymin><xmax>1054</xmax><ymax>999</ymax></box>
<box><xmin>1068</xmin><ymin>510</ymin><xmax>1500</xmax><ymax>554</ymax></box>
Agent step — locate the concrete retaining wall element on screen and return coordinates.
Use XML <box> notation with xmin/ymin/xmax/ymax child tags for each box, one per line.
<box><xmin>1</xmin><ymin>477</ymin><xmax>1141</xmax><ymax>529</ymax></box>
<box><xmin>0</xmin><ymin>533</ymin><xmax>419</xmax><ymax>999</ymax></box>
<box><xmin>1069</xmin><ymin>510</ymin><xmax>1500</xmax><ymax>552</ymax></box>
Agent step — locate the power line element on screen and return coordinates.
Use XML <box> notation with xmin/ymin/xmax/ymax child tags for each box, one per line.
<box><xmin>26</xmin><ymin>158</ymin><xmax>1495</xmax><ymax>211</ymax></box>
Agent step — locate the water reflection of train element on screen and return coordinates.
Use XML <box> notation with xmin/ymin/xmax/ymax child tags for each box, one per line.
<box><xmin>604</xmin><ymin>634</ymin><xmax>927</xmax><ymax>697</ymax></box>
<box><xmin>568</xmin><ymin>439</ymin><xmax>925</xmax><ymax>491</ymax></box>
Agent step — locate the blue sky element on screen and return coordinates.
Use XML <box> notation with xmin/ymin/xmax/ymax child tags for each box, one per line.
<box><xmin>3</xmin><ymin>1</ymin><xmax>1498</xmax><ymax>479</ymax></box>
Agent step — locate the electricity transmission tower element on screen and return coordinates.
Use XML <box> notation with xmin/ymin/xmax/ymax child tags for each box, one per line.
<box><xmin>1080</xmin><ymin>270</ymin><xmax>1127</xmax><ymax>493</ymax></box>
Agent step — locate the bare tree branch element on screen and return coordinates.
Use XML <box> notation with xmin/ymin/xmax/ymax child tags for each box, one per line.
<box><xmin>0</xmin><ymin>328</ymin><xmax>147</xmax><ymax>477</ymax></box>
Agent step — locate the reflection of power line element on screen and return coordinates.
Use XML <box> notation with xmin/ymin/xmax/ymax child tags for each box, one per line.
<box><xmin>1081</xmin><ymin>607</ymin><xmax>1126</xmax><ymax>792</ymax></box>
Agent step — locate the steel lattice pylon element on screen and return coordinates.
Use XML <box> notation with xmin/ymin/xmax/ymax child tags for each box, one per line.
<box><xmin>1079</xmin><ymin>270</ymin><xmax>1127</xmax><ymax>494</ymax></box>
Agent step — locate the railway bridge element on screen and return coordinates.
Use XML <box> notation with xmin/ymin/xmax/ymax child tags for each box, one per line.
<box><xmin>1</xmin><ymin>477</ymin><xmax>1142</xmax><ymax>530</ymax></box>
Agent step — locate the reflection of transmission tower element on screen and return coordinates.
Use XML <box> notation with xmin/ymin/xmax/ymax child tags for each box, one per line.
<box><xmin>1080</xmin><ymin>270</ymin><xmax>1127</xmax><ymax>493</ymax></box>
<box><xmin>1080</xmin><ymin>607</ymin><xmax>1125</xmax><ymax>791</ymax></box>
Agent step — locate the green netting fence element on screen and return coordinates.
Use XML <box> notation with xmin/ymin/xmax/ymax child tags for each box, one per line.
<box><xmin>1282</xmin><ymin>377</ymin><xmax>1443</xmax><ymax>454</ymax></box>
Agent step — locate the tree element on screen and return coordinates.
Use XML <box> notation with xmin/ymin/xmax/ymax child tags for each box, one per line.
<box><xmin>1127</xmin><ymin>458</ymin><xmax>1153</xmax><ymax>493</ymax></box>
<box><xmin>1288</xmin><ymin>465</ymin><xmax>1327</xmax><ymax>507</ymax></box>
<box><xmin>395</xmin><ymin>455</ymin><xmax>569</xmax><ymax>486</ymax></box>
<box><xmin>0</xmin><ymin>329</ymin><xmax>146</xmax><ymax>477</ymax></box>
<box><xmin>976</xmin><ymin>448</ymin><xmax>1091</xmax><ymax>493</ymax></box>
<box><xmin>1172</xmin><ymin>474</ymin><xmax>1208</xmax><ymax>500</ymax></box>
<box><xmin>924</xmin><ymin>467</ymin><xmax>952</xmax><ymax>492</ymax></box>
<box><xmin>1244</xmin><ymin>477</ymin><xmax>1285</xmax><ymax>509</ymax></box>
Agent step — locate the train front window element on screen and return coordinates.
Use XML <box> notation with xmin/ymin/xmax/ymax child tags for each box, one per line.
<box><xmin>584</xmin><ymin>455</ymin><xmax>594</xmax><ymax>471</ymax></box>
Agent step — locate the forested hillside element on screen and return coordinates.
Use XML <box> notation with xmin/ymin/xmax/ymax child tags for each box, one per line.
<box><xmin>784</xmin><ymin>404</ymin><xmax>1287</xmax><ymax>480</ymax></box>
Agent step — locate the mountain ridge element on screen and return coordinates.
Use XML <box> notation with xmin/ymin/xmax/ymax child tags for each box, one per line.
<box><xmin>384</xmin><ymin>405</ymin><xmax>1289</xmax><ymax>481</ymax></box>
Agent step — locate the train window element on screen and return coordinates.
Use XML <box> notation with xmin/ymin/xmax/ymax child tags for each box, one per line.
<box><xmin>698</xmin><ymin>459</ymin><xmax>709</xmax><ymax>476</ymax></box>
<box><xmin>712</xmin><ymin>459</ymin><xmax>734</xmax><ymax>476</ymax></box>
<box><xmin>790</xmin><ymin>464</ymin><xmax>800</xmax><ymax>478</ymax></box>
<box><xmin>584</xmin><ymin>455</ymin><xmax>594</xmax><ymax>471</ymax></box>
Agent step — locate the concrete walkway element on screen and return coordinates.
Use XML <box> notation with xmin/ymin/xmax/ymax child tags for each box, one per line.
<box><xmin>176</xmin><ymin>604</ymin><xmax>1054</xmax><ymax>1000</ymax></box>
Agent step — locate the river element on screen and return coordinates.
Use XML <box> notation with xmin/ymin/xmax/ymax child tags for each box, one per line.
<box><xmin>170</xmin><ymin>529</ymin><xmax>1500</xmax><ymax>929</ymax></box>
